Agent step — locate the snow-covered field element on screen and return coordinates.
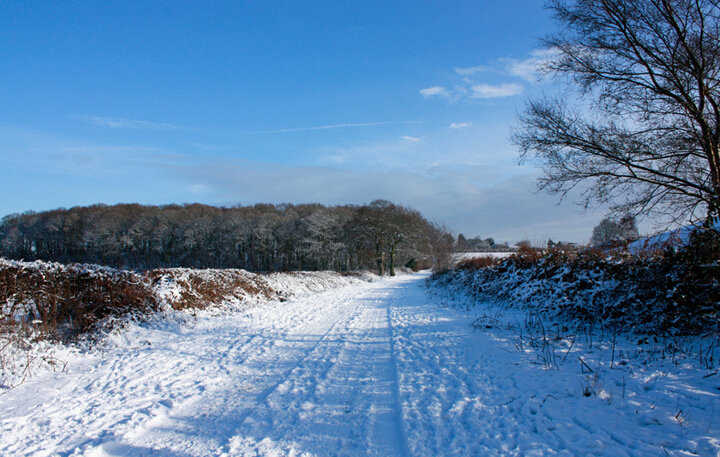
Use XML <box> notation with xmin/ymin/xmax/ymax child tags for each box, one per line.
<box><xmin>451</xmin><ymin>252</ymin><xmax>514</xmax><ymax>264</ymax></box>
<box><xmin>1</xmin><ymin>273</ymin><xmax>718</xmax><ymax>456</ymax></box>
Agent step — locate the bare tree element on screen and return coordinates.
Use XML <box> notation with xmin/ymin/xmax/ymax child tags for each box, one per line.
<box><xmin>456</xmin><ymin>233</ymin><xmax>469</xmax><ymax>252</ymax></box>
<box><xmin>0</xmin><ymin>201</ymin><xmax>451</xmax><ymax>273</ymax></box>
<box><xmin>514</xmin><ymin>0</ymin><xmax>720</xmax><ymax>225</ymax></box>
<box><xmin>590</xmin><ymin>218</ymin><xmax>622</xmax><ymax>247</ymax></box>
<box><xmin>590</xmin><ymin>214</ymin><xmax>639</xmax><ymax>246</ymax></box>
<box><xmin>618</xmin><ymin>214</ymin><xmax>639</xmax><ymax>240</ymax></box>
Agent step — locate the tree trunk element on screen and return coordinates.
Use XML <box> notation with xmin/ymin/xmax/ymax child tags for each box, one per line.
<box><xmin>389</xmin><ymin>243</ymin><xmax>396</xmax><ymax>276</ymax></box>
<box><xmin>375</xmin><ymin>240</ymin><xmax>384</xmax><ymax>276</ymax></box>
<box><xmin>707</xmin><ymin>190</ymin><xmax>720</xmax><ymax>227</ymax></box>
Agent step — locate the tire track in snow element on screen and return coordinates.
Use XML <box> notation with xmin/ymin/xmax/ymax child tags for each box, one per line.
<box><xmin>221</xmin><ymin>285</ymin><xmax>412</xmax><ymax>457</ymax></box>
<box><xmin>219</xmin><ymin>296</ymin><xmax>366</xmax><ymax>431</ymax></box>
<box><xmin>119</xmin><ymin>290</ymin><xmax>369</xmax><ymax>456</ymax></box>
<box><xmin>0</xmin><ymin>282</ymin><xmax>380</xmax><ymax>457</ymax></box>
<box><xmin>385</xmin><ymin>296</ymin><xmax>412</xmax><ymax>457</ymax></box>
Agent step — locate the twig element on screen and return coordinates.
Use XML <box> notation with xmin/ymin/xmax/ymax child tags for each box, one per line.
<box><xmin>561</xmin><ymin>335</ymin><xmax>576</xmax><ymax>363</ymax></box>
<box><xmin>579</xmin><ymin>356</ymin><xmax>594</xmax><ymax>373</ymax></box>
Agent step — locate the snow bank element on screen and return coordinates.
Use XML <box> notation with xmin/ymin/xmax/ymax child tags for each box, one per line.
<box><xmin>147</xmin><ymin>268</ymin><xmax>376</xmax><ymax>310</ymax></box>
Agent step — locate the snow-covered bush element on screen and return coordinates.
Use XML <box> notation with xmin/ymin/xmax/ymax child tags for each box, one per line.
<box><xmin>431</xmin><ymin>229</ymin><xmax>720</xmax><ymax>336</ymax></box>
<box><xmin>0</xmin><ymin>259</ymin><xmax>376</xmax><ymax>389</ymax></box>
<box><xmin>0</xmin><ymin>258</ymin><xmax>155</xmax><ymax>339</ymax></box>
<box><xmin>1</xmin><ymin>258</ymin><xmax>377</xmax><ymax>342</ymax></box>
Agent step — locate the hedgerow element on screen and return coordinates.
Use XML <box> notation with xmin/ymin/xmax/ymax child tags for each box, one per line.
<box><xmin>432</xmin><ymin>229</ymin><xmax>720</xmax><ymax>336</ymax></box>
<box><xmin>0</xmin><ymin>259</ymin><xmax>373</xmax><ymax>343</ymax></box>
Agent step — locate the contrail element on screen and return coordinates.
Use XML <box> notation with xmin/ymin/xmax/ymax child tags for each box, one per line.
<box><xmin>240</xmin><ymin>120</ymin><xmax>422</xmax><ymax>134</ymax></box>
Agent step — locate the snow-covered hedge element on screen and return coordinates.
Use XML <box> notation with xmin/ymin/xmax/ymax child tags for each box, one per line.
<box><xmin>0</xmin><ymin>258</ymin><xmax>155</xmax><ymax>338</ymax></box>
<box><xmin>0</xmin><ymin>259</ymin><xmax>376</xmax><ymax>389</ymax></box>
<box><xmin>0</xmin><ymin>258</ymin><xmax>375</xmax><ymax>340</ymax></box>
<box><xmin>148</xmin><ymin>268</ymin><xmax>375</xmax><ymax>310</ymax></box>
<box><xmin>431</xmin><ymin>229</ymin><xmax>720</xmax><ymax>336</ymax></box>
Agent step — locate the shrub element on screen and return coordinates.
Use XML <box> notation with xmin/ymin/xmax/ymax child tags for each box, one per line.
<box><xmin>456</xmin><ymin>256</ymin><xmax>499</xmax><ymax>270</ymax></box>
<box><xmin>0</xmin><ymin>260</ymin><xmax>155</xmax><ymax>340</ymax></box>
<box><xmin>0</xmin><ymin>261</ymin><xmax>286</xmax><ymax>341</ymax></box>
<box><xmin>435</xmin><ymin>230</ymin><xmax>720</xmax><ymax>336</ymax></box>
<box><xmin>509</xmin><ymin>245</ymin><xmax>544</xmax><ymax>267</ymax></box>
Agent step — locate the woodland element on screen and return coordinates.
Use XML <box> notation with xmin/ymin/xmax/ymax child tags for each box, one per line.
<box><xmin>0</xmin><ymin>200</ymin><xmax>452</xmax><ymax>274</ymax></box>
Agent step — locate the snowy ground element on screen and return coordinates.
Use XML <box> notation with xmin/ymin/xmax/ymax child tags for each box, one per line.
<box><xmin>451</xmin><ymin>252</ymin><xmax>514</xmax><ymax>265</ymax></box>
<box><xmin>1</xmin><ymin>273</ymin><xmax>718</xmax><ymax>456</ymax></box>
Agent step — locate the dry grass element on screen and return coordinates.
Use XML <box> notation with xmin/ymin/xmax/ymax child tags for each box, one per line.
<box><xmin>512</xmin><ymin>245</ymin><xmax>544</xmax><ymax>265</ymax></box>
<box><xmin>456</xmin><ymin>256</ymin><xmax>500</xmax><ymax>270</ymax></box>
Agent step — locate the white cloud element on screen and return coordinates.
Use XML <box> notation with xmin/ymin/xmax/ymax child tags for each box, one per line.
<box><xmin>316</xmin><ymin>139</ymin><xmax>422</xmax><ymax>170</ymax></box>
<box><xmin>420</xmin><ymin>48</ymin><xmax>559</xmax><ymax>103</ymax></box>
<box><xmin>419</xmin><ymin>86</ymin><xmax>449</xmax><ymax>98</ymax></box>
<box><xmin>454</xmin><ymin>65</ymin><xmax>488</xmax><ymax>76</ymax></box>
<box><xmin>321</xmin><ymin>153</ymin><xmax>349</xmax><ymax>165</ymax></box>
<box><xmin>420</xmin><ymin>82</ymin><xmax>522</xmax><ymax>102</ymax></box>
<box><xmin>81</xmin><ymin>115</ymin><xmax>179</xmax><ymax>130</ymax></box>
<box><xmin>470</xmin><ymin>83</ymin><xmax>523</xmax><ymax>99</ymax></box>
<box><xmin>401</xmin><ymin>136</ymin><xmax>421</xmax><ymax>142</ymax></box>
<box><xmin>502</xmin><ymin>48</ymin><xmax>560</xmax><ymax>82</ymax></box>
<box><xmin>449</xmin><ymin>122</ymin><xmax>471</xmax><ymax>129</ymax></box>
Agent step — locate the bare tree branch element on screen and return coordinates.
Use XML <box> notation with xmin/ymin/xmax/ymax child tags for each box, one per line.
<box><xmin>516</xmin><ymin>0</ymin><xmax>720</xmax><ymax>223</ymax></box>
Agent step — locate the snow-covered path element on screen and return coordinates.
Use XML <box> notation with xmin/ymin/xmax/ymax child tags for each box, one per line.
<box><xmin>1</xmin><ymin>274</ymin><xmax>718</xmax><ymax>456</ymax></box>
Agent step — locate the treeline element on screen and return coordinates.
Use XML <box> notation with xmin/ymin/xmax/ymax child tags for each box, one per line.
<box><xmin>455</xmin><ymin>234</ymin><xmax>512</xmax><ymax>252</ymax></box>
<box><xmin>0</xmin><ymin>200</ymin><xmax>453</xmax><ymax>273</ymax></box>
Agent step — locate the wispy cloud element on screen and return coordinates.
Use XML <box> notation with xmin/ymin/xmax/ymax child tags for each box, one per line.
<box><xmin>239</xmin><ymin>120</ymin><xmax>421</xmax><ymax>134</ymax></box>
<box><xmin>419</xmin><ymin>86</ymin><xmax>450</xmax><ymax>98</ymax></box>
<box><xmin>449</xmin><ymin>122</ymin><xmax>471</xmax><ymax>129</ymax></box>
<box><xmin>454</xmin><ymin>65</ymin><xmax>488</xmax><ymax>76</ymax></box>
<box><xmin>470</xmin><ymin>83</ymin><xmax>523</xmax><ymax>99</ymax></box>
<box><xmin>501</xmin><ymin>48</ymin><xmax>560</xmax><ymax>82</ymax></box>
<box><xmin>420</xmin><ymin>48</ymin><xmax>557</xmax><ymax>102</ymax></box>
<box><xmin>316</xmin><ymin>137</ymin><xmax>425</xmax><ymax>170</ymax></box>
<box><xmin>80</xmin><ymin>115</ymin><xmax>179</xmax><ymax>130</ymax></box>
<box><xmin>420</xmin><ymin>78</ymin><xmax>522</xmax><ymax>102</ymax></box>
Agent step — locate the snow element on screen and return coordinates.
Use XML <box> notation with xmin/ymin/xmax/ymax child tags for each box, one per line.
<box><xmin>428</xmin><ymin>279</ymin><xmax>720</xmax><ymax>456</ymax></box>
<box><xmin>0</xmin><ymin>262</ymin><xmax>376</xmax><ymax>391</ymax></box>
<box><xmin>628</xmin><ymin>220</ymin><xmax>719</xmax><ymax>253</ymax></box>
<box><xmin>149</xmin><ymin>268</ymin><xmax>375</xmax><ymax>311</ymax></box>
<box><xmin>628</xmin><ymin>226</ymin><xmax>695</xmax><ymax>253</ymax></box>
<box><xmin>452</xmin><ymin>252</ymin><xmax>514</xmax><ymax>264</ymax></box>
<box><xmin>1</xmin><ymin>273</ymin><xmax>719</xmax><ymax>456</ymax></box>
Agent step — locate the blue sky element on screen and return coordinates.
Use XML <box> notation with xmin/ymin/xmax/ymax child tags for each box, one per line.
<box><xmin>1</xmin><ymin>1</ymin><xmax>615</xmax><ymax>243</ymax></box>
